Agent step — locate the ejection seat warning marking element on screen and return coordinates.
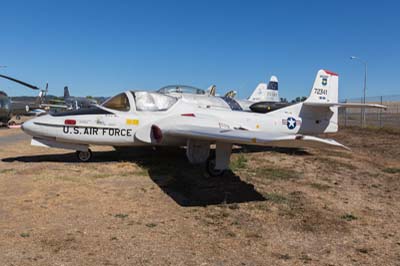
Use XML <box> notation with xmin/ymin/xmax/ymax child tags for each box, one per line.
<box><xmin>126</xmin><ymin>119</ymin><xmax>139</xmax><ymax>125</ymax></box>
<box><xmin>63</xmin><ymin>126</ymin><xmax>133</xmax><ymax>137</ymax></box>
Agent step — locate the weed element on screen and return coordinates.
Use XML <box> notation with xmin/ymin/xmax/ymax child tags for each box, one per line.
<box><xmin>230</xmin><ymin>154</ymin><xmax>248</xmax><ymax>171</ymax></box>
<box><xmin>310</xmin><ymin>183</ymin><xmax>331</xmax><ymax>191</ymax></box>
<box><xmin>145</xmin><ymin>223</ymin><xmax>157</xmax><ymax>228</ymax></box>
<box><xmin>255</xmin><ymin>167</ymin><xmax>299</xmax><ymax>181</ymax></box>
<box><xmin>356</xmin><ymin>248</ymin><xmax>369</xmax><ymax>254</ymax></box>
<box><xmin>114</xmin><ymin>213</ymin><xmax>129</xmax><ymax>219</ymax></box>
<box><xmin>245</xmin><ymin>232</ymin><xmax>262</xmax><ymax>238</ymax></box>
<box><xmin>341</xmin><ymin>213</ymin><xmax>358</xmax><ymax>221</ymax></box>
<box><xmin>364</xmin><ymin>125</ymin><xmax>400</xmax><ymax>135</ymax></box>
<box><xmin>226</xmin><ymin>231</ymin><xmax>236</xmax><ymax>237</ymax></box>
<box><xmin>91</xmin><ymin>173</ymin><xmax>110</xmax><ymax>179</ymax></box>
<box><xmin>255</xmin><ymin>202</ymin><xmax>270</xmax><ymax>211</ymax></box>
<box><xmin>265</xmin><ymin>193</ymin><xmax>288</xmax><ymax>204</ymax></box>
<box><xmin>300</xmin><ymin>254</ymin><xmax>312</xmax><ymax>262</ymax></box>
<box><xmin>316</xmin><ymin>157</ymin><xmax>356</xmax><ymax>171</ymax></box>
<box><xmin>20</xmin><ymin>232</ymin><xmax>30</xmax><ymax>238</ymax></box>
<box><xmin>227</xmin><ymin>203</ymin><xmax>239</xmax><ymax>210</ymax></box>
<box><xmin>382</xmin><ymin>168</ymin><xmax>400</xmax><ymax>174</ymax></box>
<box><xmin>278</xmin><ymin>254</ymin><xmax>291</xmax><ymax>260</ymax></box>
<box><xmin>0</xmin><ymin>169</ymin><xmax>14</xmax><ymax>174</ymax></box>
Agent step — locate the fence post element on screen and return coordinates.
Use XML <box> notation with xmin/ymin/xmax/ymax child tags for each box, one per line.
<box><xmin>380</xmin><ymin>96</ymin><xmax>383</xmax><ymax>128</ymax></box>
<box><xmin>344</xmin><ymin>99</ymin><xmax>347</xmax><ymax>127</ymax></box>
<box><xmin>360</xmin><ymin>96</ymin><xmax>363</xmax><ymax>127</ymax></box>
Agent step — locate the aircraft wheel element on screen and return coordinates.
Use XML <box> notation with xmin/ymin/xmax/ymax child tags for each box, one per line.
<box><xmin>206</xmin><ymin>155</ymin><xmax>225</xmax><ymax>177</ymax></box>
<box><xmin>76</xmin><ymin>149</ymin><xmax>92</xmax><ymax>162</ymax></box>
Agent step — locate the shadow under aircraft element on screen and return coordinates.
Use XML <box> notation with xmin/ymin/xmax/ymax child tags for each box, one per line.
<box><xmin>2</xmin><ymin>146</ymin><xmax>272</xmax><ymax>207</ymax></box>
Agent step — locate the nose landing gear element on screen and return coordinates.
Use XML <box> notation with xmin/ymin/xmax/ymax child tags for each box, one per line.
<box><xmin>76</xmin><ymin>149</ymin><xmax>92</xmax><ymax>162</ymax></box>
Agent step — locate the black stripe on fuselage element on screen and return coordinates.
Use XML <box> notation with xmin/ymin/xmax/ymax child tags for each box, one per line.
<box><xmin>51</xmin><ymin>107</ymin><xmax>113</xmax><ymax>117</ymax></box>
<box><xmin>33</xmin><ymin>122</ymin><xmax>119</xmax><ymax>129</ymax></box>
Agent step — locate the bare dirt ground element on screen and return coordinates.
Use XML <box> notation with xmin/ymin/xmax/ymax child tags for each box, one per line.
<box><xmin>0</xmin><ymin>127</ymin><xmax>399</xmax><ymax>266</ymax></box>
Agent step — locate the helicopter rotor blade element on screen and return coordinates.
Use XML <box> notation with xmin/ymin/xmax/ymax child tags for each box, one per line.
<box><xmin>0</xmin><ymin>74</ymin><xmax>40</xmax><ymax>90</ymax></box>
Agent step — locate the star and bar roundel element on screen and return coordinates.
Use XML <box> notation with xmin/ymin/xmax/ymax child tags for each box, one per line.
<box><xmin>282</xmin><ymin>117</ymin><xmax>302</xmax><ymax>130</ymax></box>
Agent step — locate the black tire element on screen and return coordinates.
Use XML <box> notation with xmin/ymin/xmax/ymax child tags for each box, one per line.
<box><xmin>206</xmin><ymin>154</ymin><xmax>225</xmax><ymax>177</ymax></box>
<box><xmin>76</xmin><ymin>149</ymin><xmax>92</xmax><ymax>162</ymax></box>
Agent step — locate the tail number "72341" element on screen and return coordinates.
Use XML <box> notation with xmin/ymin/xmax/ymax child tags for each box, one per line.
<box><xmin>314</xmin><ymin>88</ymin><xmax>328</xmax><ymax>95</ymax></box>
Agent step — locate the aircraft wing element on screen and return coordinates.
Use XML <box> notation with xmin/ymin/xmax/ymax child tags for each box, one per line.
<box><xmin>162</xmin><ymin>125</ymin><xmax>349</xmax><ymax>150</ymax></box>
<box><xmin>303</xmin><ymin>102</ymin><xmax>387</xmax><ymax>109</ymax></box>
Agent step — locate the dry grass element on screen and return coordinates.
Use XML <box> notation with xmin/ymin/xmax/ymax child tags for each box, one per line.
<box><xmin>0</xmin><ymin>127</ymin><xmax>400</xmax><ymax>265</ymax></box>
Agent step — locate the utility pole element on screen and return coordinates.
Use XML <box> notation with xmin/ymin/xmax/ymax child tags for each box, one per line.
<box><xmin>350</xmin><ymin>56</ymin><xmax>367</xmax><ymax>127</ymax></box>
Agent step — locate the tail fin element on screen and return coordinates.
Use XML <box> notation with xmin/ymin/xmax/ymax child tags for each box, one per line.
<box><xmin>248</xmin><ymin>83</ymin><xmax>267</xmax><ymax>102</ymax></box>
<box><xmin>271</xmin><ymin>70</ymin><xmax>339</xmax><ymax>134</ymax></box>
<box><xmin>248</xmin><ymin>75</ymin><xmax>279</xmax><ymax>102</ymax></box>
<box><xmin>64</xmin><ymin>86</ymin><xmax>70</xmax><ymax>98</ymax></box>
<box><xmin>266</xmin><ymin>75</ymin><xmax>279</xmax><ymax>102</ymax></box>
<box><xmin>305</xmin><ymin>70</ymin><xmax>338</xmax><ymax>104</ymax></box>
<box><xmin>206</xmin><ymin>85</ymin><xmax>216</xmax><ymax>96</ymax></box>
<box><xmin>224</xmin><ymin>90</ymin><xmax>237</xmax><ymax>98</ymax></box>
<box><xmin>267</xmin><ymin>75</ymin><xmax>278</xmax><ymax>91</ymax></box>
<box><xmin>302</xmin><ymin>69</ymin><xmax>339</xmax><ymax>133</ymax></box>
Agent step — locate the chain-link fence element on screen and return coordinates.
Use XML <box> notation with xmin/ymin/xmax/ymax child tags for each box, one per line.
<box><xmin>338</xmin><ymin>95</ymin><xmax>400</xmax><ymax>128</ymax></box>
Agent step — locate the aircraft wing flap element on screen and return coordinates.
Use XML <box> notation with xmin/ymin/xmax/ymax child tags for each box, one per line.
<box><xmin>163</xmin><ymin>125</ymin><xmax>348</xmax><ymax>150</ymax></box>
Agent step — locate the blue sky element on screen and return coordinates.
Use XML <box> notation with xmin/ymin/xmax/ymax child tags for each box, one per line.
<box><xmin>1</xmin><ymin>0</ymin><xmax>399</xmax><ymax>100</ymax></box>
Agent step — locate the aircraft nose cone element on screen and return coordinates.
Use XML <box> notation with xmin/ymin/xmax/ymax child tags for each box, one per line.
<box><xmin>21</xmin><ymin>119</ymin><xmax>35</xmax><ymax>136</ymax></box>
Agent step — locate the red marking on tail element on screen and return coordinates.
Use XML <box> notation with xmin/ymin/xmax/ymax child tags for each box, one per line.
<box><xmin>324</xmin><ymin>70</ymin><xmax>339</xmax><ymax>76</ymax></box>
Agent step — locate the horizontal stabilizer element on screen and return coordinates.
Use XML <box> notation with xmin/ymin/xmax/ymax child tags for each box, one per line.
<box><xmin>303</xmin><ymin>102</ymin><xmax>387</xmax><ymax>109</ymax></box>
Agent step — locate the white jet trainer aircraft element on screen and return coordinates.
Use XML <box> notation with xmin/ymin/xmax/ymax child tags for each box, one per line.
<box><xmin>22</xmin><ymin>70</ymin><xmax>385</xmax><ymax>176</ymax></box>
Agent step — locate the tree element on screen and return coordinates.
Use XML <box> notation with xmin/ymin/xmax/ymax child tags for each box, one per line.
<box><xmin>291</xmin><ymin>96</ymin><xmax>307</xmax><ymax>103</ymax></box>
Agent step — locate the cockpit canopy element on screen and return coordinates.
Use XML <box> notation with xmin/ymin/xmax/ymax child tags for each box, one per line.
<box><xmin>132</xmin><ymin>91</ymin><xmax>177</xmax><ymax>111</ymax></box>
<box><xmin>157</xmin><ymin>85</ymin><xmax>205</xmax><ymax>95</ymax></box>
<box><xmin>101</xmin><ymin>91</ymin><xmax>177</xmax><ymax>112</ymax></box>
<box><xmin>102</xmin><ymin>93</ymin><xmax>131</xmax><ymax>111</ymax></box>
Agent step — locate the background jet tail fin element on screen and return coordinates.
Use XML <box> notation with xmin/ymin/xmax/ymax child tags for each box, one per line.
<box><xmin>224</xmin><ymin>90</ymin><xmax>237</xmax><ymax>98</ymax></box>
<box><xmin>64</xmin><ymin>86</ymin><xmax>70</xmax><ymax>98</ymax></box>
<box><xmin>206</xmin><ymin>85</ymin><xmax>216</xmax><ymax>96</ymax></box>
<box><xmin>248</xmin><ymin>83</ymin><xmax>267</xmax><ymax>102</ymax></box>
<box><xmin>267</xmin><ymin>75</ymin><xmax>278</xmax><ymax>91</ymax></box>
<box><xmin>266</xmin><ymin>75</ymin><xmax>279</xmax><ymax>102</ymax></box>
<box><xmin>248</xmin><ymin>75</ymin><xmax>279</xmax><ymax>102</ymax></box>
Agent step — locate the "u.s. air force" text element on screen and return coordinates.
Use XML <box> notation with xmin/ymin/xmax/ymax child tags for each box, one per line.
<box><xmin>63</xmin><ymin>126</ymin><xmax>133</xmax><ymax>137</ymax></box>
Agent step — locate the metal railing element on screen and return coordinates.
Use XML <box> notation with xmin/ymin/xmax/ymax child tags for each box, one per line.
<box><xmin>338</xmin><ymin>95</ymin><xmax>400</xmax><ymax>128</ymax></box>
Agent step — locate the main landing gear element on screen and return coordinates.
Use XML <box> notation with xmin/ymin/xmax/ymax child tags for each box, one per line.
<box><xmin>76</xmin><ymin>149</ymin><xmax>92</xmax><ymax>162</ymax></box>
<box><xmin>206</xmin><ymin>153</ymin><xmax>226</xmax><ymax>177</ymax></box>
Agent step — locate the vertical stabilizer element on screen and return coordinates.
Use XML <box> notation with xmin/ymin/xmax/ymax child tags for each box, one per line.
<box><xmin>64</xmin><ymin>86</ymin><xmax>70</xmax><ymax>98</ymax></box>
<box><xmin>248</xmin><ymin>75</ymin><xmax>279</xmax><ymax>102</ymax></box>
<box><xmin>305</xmin><ymin>70</ymin><xmax>338</xmax><ymax>104</ymax></box>
<box><xmin>248</xmin><ymin>83</ymin><xmax>267</xmax><ymax>102</ymax></box>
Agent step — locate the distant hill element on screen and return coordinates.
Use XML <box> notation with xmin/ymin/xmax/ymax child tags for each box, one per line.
<box><xmin>10</xmin><ymin>95</ymin><xmax>108</xmax><ymax>104</ymax></box>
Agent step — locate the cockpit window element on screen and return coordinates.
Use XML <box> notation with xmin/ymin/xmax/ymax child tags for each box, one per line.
<box><xmin>132</xmin><ymin>91</ymin><xmax>177</xmax><ymax>111</ymax></box>
<box><xmin>221</xmin><ymin>97</ymin><xmax>243</xmax><ymax>111</ymax></box>
<box><xmin>0</xmin><ymin>98</ymin><xmax>9</xmax><ymax>109</ymax></box>
<box><xmin>157</xmin><ymin>85</ymin><xmax>205</xmax><ymax>95</ymax></box>
<box><xmin>102</xmin><ymin>93</ymin><xmax>130</xmax><ymax>111</ymax></box>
